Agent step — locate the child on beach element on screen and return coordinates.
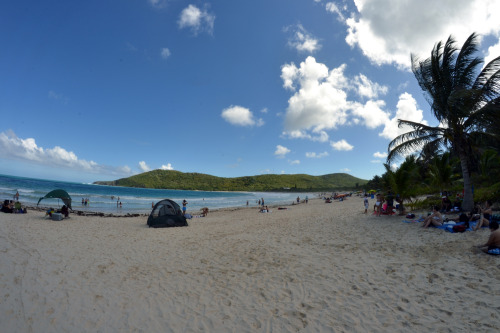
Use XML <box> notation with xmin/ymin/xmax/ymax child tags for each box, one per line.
<box><xmin>363</xmin><ymin>194</ymin><xmax>369</xmax><ymax>214</ymax></box>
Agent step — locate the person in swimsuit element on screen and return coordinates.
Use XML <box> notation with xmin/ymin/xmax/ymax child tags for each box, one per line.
<box><xmin>182</xmin><ymin>199</ymin><xmax>188</xmax><ymax>215</ymax></box>
<box><xmin>422</xmin><ymin>206</ymin><xmax>443</xmax><ymax>227</ymax></box>
<box><xmin>477</xmin><ymin>221</ymin><xmax>500</xmax><ymax>254</ymax></box>
<box><xmin>473</xmin><ymin>200</ymin><xmax>493</xmax><ymax>231</ymax></box>
<box><xmin>374</xmin><ymin>193</ymin><xmax>382</xmax><ymax>216</ymax></box>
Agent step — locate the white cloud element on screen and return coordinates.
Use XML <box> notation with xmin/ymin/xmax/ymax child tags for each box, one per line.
<box><xmin>149</xmin><ymin>0</ymin><xmax>168</xmax><ymax>9</ymax></box>
<box><xmin>178</xmin><ymin>4</ymin><xmax>215</xmax><ymax>35</ymax></box>
<box><xmin>274</xmin><ymin>145</ymin><xmax>291</xmax><ymax>158</ymax></box>
<box><xmin>306</xmin><ymin>151</ymin><xmax>329</xmax><ymax>158</ymax></box>
<box><xmin>281</xmin><ymin>56</ymin><xmax>350</xmax><ymax>132</ymax></box>
<box><xmin>373</xmin><ymin>151</ymin><xmax>388</xmax><ymax>158</ymax></box>
<box><xmin>139</xmin><ymin>161</ymin><xmax>151</xmax><ymax>172</ymax></box>
<box><xmin>340</xmin><ymin>168</ymin><xmax>351</xmax><ymax>172</ymax></box>
<box><xmin>379</xmin><ymin>92</ymin><xmax>427</xmax><ymax>140</ymax></box>
<box><xmin>289</xmin><ymin>159</ymin><xmax>300</xmax><ymax>165</ymax></box>
<box><xmin>330</xmin><ymin>139</ymin><xmax>353</xmax><ymax>151</ymax></box>
<box><xmin>48</xmin><ymin>90</ymin><xmax>69</xmax><ymax>104</ymax></box>
<box><xmin>221</xmin><ymin>105</ymin><xmax>264</xmax><ymax>127</ymax></box>
<box><xmin>484</xmin><ymin>38</ymin><xmax>500</xmax><ymax>66</ymax></box>
<box><xmin>0</xmin><ymin>130</ymin><xmax>130</xmax><ymax>176</ymax></box>
<box><xmin>287</xmin><ymin>24</ymin><xmax>321</xmax><ymax>53</ymax></box>
<box><xmin>350</xmin><ymin>99</ymin><xmax>390</xmax><ymax>129</ymax></box>
<box><xmin>325</xmin><ymin>2</ymin><xmax>346</xmax><ymax>21</ymax></box>
<box><xmin>344</xmin><ymin>0</ymin><xmax>500</xmax><ymax>69</ymax></box>
<box><xmin>280</xmin><ymin>56</ymin><xmax>404</xmax><ymax>141</ymax></box>
<box><xmin>161</xmin><ymin>48</ymin><xmax>171</xmax><ymax>59</ymax></box>
<box><xmin>353</xmin><ymin>74</ymin><xmax>388</xmax><ymax>99</ymax></box>
<box><xmin>161</xmin><ymin>163</ymin><xmax>174</xmax><ymax>170</ymax></box>
<box><xmin>281</xmin><ymin>130</ymin><xmax>329</xmax><ymax>142</ymax></box>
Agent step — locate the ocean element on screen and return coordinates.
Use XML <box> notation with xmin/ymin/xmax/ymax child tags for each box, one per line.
<box><xmin>0</xmin><ymin>174</ymin><xmax>315</xmax><ymax>215</ymax></box>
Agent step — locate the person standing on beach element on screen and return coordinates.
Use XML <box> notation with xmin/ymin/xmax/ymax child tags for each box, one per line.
<box><xmin>182</xmin><ymin>199</ymin><xmax>188</xmax><ymax>215</ymax></box>
<box><xmin>363</xmin><ymin>194</ymin><xmax>369</xmax><ymax>214</ymax></box>
<box><xmin>14</xmin><ymin>191</ymin><xmax>19</xmax><ymax>201</ymax></box>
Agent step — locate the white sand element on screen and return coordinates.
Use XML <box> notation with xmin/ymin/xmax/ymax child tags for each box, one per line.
<box><xmin>1</xmin><ymin>197</ymin><xmax>499</xmax><ymax>332</ymax></box>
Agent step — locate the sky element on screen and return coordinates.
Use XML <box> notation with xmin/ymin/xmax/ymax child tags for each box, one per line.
<box><xmin>1</xmin><ymin>0</ymin><xmax>500</xmax><ymax>183</ymax></box>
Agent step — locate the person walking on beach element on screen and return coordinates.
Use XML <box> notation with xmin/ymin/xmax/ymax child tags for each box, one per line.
<box><xmin>182</xmin><ymin>199</ymin><xmax>188</xmax><ymax>215</ymax></box>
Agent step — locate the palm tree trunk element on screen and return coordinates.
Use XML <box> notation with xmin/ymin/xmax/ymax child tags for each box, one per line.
<box><xmin>459</xmin><ymin>153</ymin><xmax>474</xmax><ymax>211</ymax></box>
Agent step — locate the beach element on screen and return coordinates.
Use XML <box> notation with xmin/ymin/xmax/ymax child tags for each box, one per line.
<box><xmin>1</xmin><ymin>197</ymin><xmax>499</xmax><ymax>332</ymax></box>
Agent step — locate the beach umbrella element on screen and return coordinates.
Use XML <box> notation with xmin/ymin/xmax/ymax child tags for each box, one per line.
<box><xmin>37</xmin><ymin>189</ymin><xmax>72</xmax><ymax>209</ymax></box>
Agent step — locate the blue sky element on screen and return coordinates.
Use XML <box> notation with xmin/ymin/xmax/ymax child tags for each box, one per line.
<box><xmin>1</xmin><ymin>0</ymin><xmax>500</xmax><ymax>183</ymax></box>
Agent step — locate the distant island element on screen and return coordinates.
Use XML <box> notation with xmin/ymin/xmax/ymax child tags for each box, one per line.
<box><xmin>93</xmin><ymin>170</ymin><xmax>368</xmax><ymax>192</ymax></box>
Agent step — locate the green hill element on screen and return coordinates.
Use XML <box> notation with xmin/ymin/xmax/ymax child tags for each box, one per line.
<box><xmin>93</xmin><ymin>170</ymin><xmax>368</xmax><ymax>192</ymax></box>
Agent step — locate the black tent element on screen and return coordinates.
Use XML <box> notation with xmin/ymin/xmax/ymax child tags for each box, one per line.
<box><xmin>147</xmin><ymin>199</ymin><xmax>188</xmax><ymax>228</ymax></box>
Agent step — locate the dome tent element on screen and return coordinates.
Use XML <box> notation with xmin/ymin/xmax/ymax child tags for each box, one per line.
<box><xmin>147</xmin><ymin>199</ymin><xmax>188</xmax><ymax>228</ymax></box>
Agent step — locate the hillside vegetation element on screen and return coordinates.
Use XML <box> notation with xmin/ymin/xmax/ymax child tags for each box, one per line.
<box><xmin>94</xmin><ymin>170</ymin><xmax>368</xmax><ymax>192</ymax></box>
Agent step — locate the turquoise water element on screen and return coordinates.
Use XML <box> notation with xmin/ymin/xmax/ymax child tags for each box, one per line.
<box><xmin>0</xmin><ymin>174</ymin><xmax>314</xmax><ymax>214</ymax></box>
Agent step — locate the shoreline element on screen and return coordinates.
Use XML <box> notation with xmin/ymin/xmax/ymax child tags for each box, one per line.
<box><xmin>1</xmin><ymin>196</ymin><xmax>498</xmax><ymax>332</ymax></box>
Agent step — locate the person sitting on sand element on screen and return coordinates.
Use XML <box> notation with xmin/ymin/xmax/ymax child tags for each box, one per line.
<box><xmin>476</xmin><ymin>221</ymin><xmax>500</xmax><ymax>255</ymax></box>
<box><xmin>422</xmin><ymin>206</ymin><xmax>443</xmax><ymax>228</ymax></box>
<box><xmin>441</xmin><ymin>195</ymin><xmax>452</xmax><ymax>212</ymax></box>
<box><xmin>1</xmin><ymin>199</ymin><xmax>13</xmax><ymax>213</ymax></box>
<box><xmin>473</xmin><ymin>200</ymin><xmax>493</xmax><ymax>231</ymax></box>
<box><xmin>259</xmin><ymin>206</ymin><xmax>269</xmax><ymax>213</ymax></box>
<box><xmin>60</xmin><ymin>205</ymin><xmax>69</xmax><ymax>218</ymax></box>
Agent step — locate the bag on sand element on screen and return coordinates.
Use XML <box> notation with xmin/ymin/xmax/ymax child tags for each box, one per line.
<box><xmin>452</xmin><ymin>225</ymin><xmax>467</xmax><ymax>233</ymax></box>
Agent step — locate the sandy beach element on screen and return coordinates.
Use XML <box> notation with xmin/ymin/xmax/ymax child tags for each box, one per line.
<box><xmin>1</xmin><ymin>197</ymin><xmax>499</xmax><ymax>332</ymax></box>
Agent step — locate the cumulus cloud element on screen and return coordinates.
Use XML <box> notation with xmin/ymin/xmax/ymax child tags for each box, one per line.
<box><xmin>139</xmin><ymin>161</ymin><xmax>151</xmax><ymax>172</ymax></box>
<box><xmin>281</xmin><ymin>56</ymin><xmax>350</xmax><ymax>132</ymax></box>
<box><xmin>161</xmin><ymin>48</ymin><xmax>171</xmax><ymax>59</ymax></box>
<box><xmin>287</xmin><ymin>24</ymin><xmax>321</xmax><ymax>53</ymax></box>
<box><xmin>379</xmin><ymin>92</ymin><xmax>427</xmax><ymax>140</ymax></box>
<box><xmin>353</xmin><ymin>74</ymin><xmax>388</xmax><ymax>99</ymax></box>
<box><xmin>306</xmin><ymin>151</ymin><xmax>329</xmax><ymax>158</ymax></box>
<box><xmin>178</xmin><ymin>4</ymin><xmax>215</xmax><ymax>35</ymax></box>
<box><xmin>274</xmin><ymin>145</ymin><xmax>291</xmax><ymax>158</ymax></box>
<box><xmin>221</xmin><ymin>105</ymin><xmax>264</xmax><ymax>127</ymax></box>
<box><xmin>343</xmin><ymin>0</ymin><xmax>500</xmax><ymax>68</ymax></box>
<box><xmin>289</xmin><ymin>159</ymin><xmax>300</xmax><ymax>165</ymax></box>
<box><xmin>330</xmin><ymin>139</ymin><xmax>353</xmax><ymax>151</ymax></box>
<box><xmin>161</xmin><ymin>163</ymin><xmax>174</xmax><ymax>170</ymax></box>
<box><xmin>0</xmin><ymin>130</ymin><xmax>131</xmax><ymax>176</ymax></box>
<box><xmin>373</xmin><ymin>151</ymin><xmax>388</xmax><ymax>158</ymax></box>
<box><xmin>350</xmin><ymin>99</ymin><xmax>390</xmax><ymax>129</ymax></box>
<box><xmin>281</xmin><ymin>56</ymin><xmax>395</xmax><ymax>139</ymax></box>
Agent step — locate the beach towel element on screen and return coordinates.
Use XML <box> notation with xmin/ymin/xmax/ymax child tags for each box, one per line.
<box><xmin>435</xmin><ymin>221</ymin><xmax>486</xmax><ymax>233</ymax></box>
<box><xmin>402</xmin><ymin>217</ymin><xmax>425</xmax><ymax>223</ymax></box>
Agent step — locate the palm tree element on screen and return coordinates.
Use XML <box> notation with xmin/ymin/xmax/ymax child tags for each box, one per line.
<box><xmin>427</xmin><ymin>152</ymin><xmax>455</xmax><ymax>193</ymax></box>
<box><xmin>383</xmin><ymin>155</ymin><xmax>419</xmax><ymax>207</ymax></box>
<box><xmin>387</xmin><ymin>33</ymin><xmax>500</xmax><ymax>211</ymax></box>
